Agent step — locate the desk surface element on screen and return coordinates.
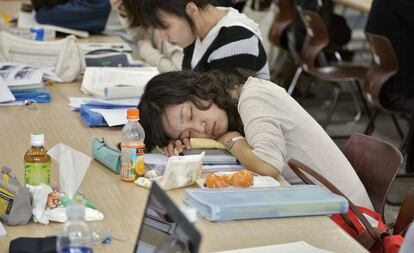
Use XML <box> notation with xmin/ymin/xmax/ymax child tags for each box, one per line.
<box><xmin>334</xmin><ymin>0</ymin><xmax>373</xmax><ymax>14</ymax></box>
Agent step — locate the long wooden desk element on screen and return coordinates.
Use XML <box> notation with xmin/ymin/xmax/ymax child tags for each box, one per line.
<box><xmin>0</xmin><ymin>84</ymin><xmax>369</xmax><ymax>253</ymax></box>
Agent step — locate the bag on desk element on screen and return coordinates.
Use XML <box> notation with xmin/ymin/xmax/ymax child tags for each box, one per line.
<box><xmin>0</xmin><ymin>166</ymin><xmax>32</xmax><ymax>225</ymax></box>
<box><xmin>0</xmin><ymin>31</ymin><xmax>85</xmax><ymax>82</ymax></box>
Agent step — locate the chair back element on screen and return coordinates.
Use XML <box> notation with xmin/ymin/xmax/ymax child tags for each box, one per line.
<box><xmin>364</xmin><ymin>32</ymin><xmax>399</xmax><ymax>108</ymax></box>
<box><xmin>342</xmin><ymin>134</ymin><xmax>403</xmax><ymax>219</ymax></box>
<box><xmin>394</xmin><ymin>187</ymin><xmax>414</xmax><ymax>235</ymax></box>
<box><xmin>268</xmin><ymin>0</ymin><xmax>295</xmax><ymax>46</ymax></box>
<box><xmin>297</xmin><ymin>8</ymin><xmax>329</xmax><ymax>71</ymax></box>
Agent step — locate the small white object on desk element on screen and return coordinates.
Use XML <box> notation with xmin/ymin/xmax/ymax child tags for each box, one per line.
<box><xmin>0</xmin><ymin>221</ymin><xmax>6</xmax><ymax>237</ymax></box>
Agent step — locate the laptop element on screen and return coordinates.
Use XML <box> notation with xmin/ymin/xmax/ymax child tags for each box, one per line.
<box><xmin>133</xmin><ymin>183</ymin><xmax>201</xmax><ymax>253</ymax></box>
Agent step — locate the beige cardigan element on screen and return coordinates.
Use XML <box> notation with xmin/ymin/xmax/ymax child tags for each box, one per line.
<box><xmin>238</xmin><ymin>77</ymin><xmax>373</xmax><ymax>209</ymax></box>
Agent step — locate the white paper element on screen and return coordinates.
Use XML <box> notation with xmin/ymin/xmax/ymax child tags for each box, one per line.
<box><xmin>81</xmin><ymin>67</ymin><xmax>159</xmax><ymax>98</ymax></box>
<box><xmin>0</xmin><ymin>82</ymin><xmax>15</xmax><ymax>103</ymax></box>
<box><xmin>27</xmin><ymin>183</ymin><xmax>53</xmax><ymax>224</ymax></box>
<box><xmin>68</xmin><ymin>96</ymin><xmax>139</xmax><ymax>110</ymax></box>
<box><xmin>213</xmin><ymin>241</ymin><xmax>333</xmax><ymax>253</ymax></box>
<box><xmin>90</xmin><ymin>108</ymin><xmax>128</xmax><ymax>126</ymax></box>
<box><xmin>0</xmin><ymin>63</ymin><xmax>44</xmax><ymax>89</ymax></box>
<box><xmin>0</xmin><ymin>221</ymin><xmax>6</xmax><ymax>237</ymax></box>
<box><xmin>48</xmin><ymin>143</ymin><xmax>92</xmax><ymax>198</ymax></box>
<box><xmin>45</xmin><ymin>207</ymin><xmax>104</xmax><ymax>223</ymax></box>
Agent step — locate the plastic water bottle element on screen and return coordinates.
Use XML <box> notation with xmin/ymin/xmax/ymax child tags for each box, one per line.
<box><xmin>56</xmin><ymin>204</ymin><xmax>94</xmax><ymax>253</ymax></box>
<box><xmin>24</xmin><ymin>133</ymin><xmax>51</xmax><ymax>185</ymax></box>
<box><xmin>120</xmin><ymin>109</ymin><xmax>145</xmax><ymax>182</ymax></box>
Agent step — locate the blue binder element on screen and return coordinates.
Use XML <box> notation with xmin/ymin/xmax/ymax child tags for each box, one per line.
<box><xmin>184</xmin><ymin>185</ymin><xmax>349</xmax><ymax>221</ymax></box>
<box><xmin>12</xmin><ymin>89</ymin><xmax>51</xmax><ymax>103</ymax></box>
<box><xmin>80</xmin><ymin>102</ymin><xmax>136</xmax><ymax>127</ymax></box>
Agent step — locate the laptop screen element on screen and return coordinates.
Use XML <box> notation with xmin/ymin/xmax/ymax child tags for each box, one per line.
<box><xmin>133</xmin><ymin>183</ymin><xmax>201</xmax><ymax>253</ymax></box>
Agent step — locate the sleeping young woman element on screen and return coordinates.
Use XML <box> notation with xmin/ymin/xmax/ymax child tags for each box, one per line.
<box><xmin>138</xmin><ymin>69</ymin><xmax>373</xmax><ymax>209</ymax></box>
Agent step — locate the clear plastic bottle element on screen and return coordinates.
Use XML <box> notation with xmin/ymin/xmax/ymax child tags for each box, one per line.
<box><xmin>56</xmin><ymin>204</ymin><xmax>94</xmax><ymax>253</ymax></box>
<box><xmin>120</xmin><ymin>109</ymin><xmax>145</xmax><ymax>182</ymax></box>
<box><xmin>24</xmin><ymin>133</ymin><xmax>51</xmax><ymax>185</ymax></box>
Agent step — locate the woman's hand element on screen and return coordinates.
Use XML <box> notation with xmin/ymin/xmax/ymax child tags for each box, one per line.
<box><xmin>216</xmin><ymin>131</ymin><xmax>242</xmax><ymax>147</ymax></box>
<box><xmin>163</xmin><ymin>138</ymin><xmax>192</xmax><ymax>156</ymax></box>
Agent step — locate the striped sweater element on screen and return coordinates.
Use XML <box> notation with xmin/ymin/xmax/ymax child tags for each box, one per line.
<box><xmin>182</xmin><ymin>11</ymin><xmax>270</xmax><ymax>79</ymax></box>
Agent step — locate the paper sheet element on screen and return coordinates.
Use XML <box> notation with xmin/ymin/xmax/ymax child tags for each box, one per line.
<box><xmin>0</xmin><ymin>82</ymin><xmax>15</xmax><ymax>103</ymax></box>
<box><xmin>90</xmin><ymin>108</ymin><xmax>128</xmax><ymax>126</ymax></box>
<box><xmin>68</xmin><ymin>96</ymin><xmax>139</xmax><ymax>110</ymax></box>
<box><xmin>80</xmin><ymin>67</ymin><xmax>159</xmax><ymax>98</ymax></box>
<box><xmin>0</xmin><ymin>221</ymin><xmax>6</xmax><ymax>237</ymax></box>
<box><xmin>212</xmin><ymin>241</ymin><xmax>333</xmax><ymax>253</ymax></box>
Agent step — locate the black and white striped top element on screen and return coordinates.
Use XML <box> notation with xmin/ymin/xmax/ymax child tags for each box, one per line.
<box><xmin>183</xmin><ymin>26</ymin><xmax>270</xmax><ymax>80</ymax></box>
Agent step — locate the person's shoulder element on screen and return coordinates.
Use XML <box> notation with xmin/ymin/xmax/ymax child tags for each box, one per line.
<box><xmin>216</xmin><ymin>26</ymin><xmax>256</xmax><ymax>41</ymax></box>
<box><xmin>242</xmin><ymin>77</ymin><xmax>284</xmax><ymax>93</ymax></box>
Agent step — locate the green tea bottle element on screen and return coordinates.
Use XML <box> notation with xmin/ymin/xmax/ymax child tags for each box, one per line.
<box><xmin>24</xmin><ymin>133</ymin><xmax>51</xmax><ymax>185</ymax></box>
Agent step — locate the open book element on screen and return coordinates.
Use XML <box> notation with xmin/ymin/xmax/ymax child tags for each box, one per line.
<box><xmin>80</xmin><ymin>67</ymin><xmax>159</xmax><ymax>99</ymax></box>
<box><xmin>17</xmin><ymin>11</ymin><xmax>89</xmax><ymax>38</ymax></box>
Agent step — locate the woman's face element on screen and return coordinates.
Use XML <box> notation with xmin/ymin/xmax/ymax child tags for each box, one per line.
<box><xmin>161</xmin><ymin>101</ymin><xmax>229</xmax><ymax>141</ymax></box>
<box><xmin>156</xmin><ymin>10</ymin><xmax>196</xmax><ymax>48</ymax></box>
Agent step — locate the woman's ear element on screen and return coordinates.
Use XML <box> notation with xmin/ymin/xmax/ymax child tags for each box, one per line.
<box><xmin>185</xmin><ymin>2</ymin><xmax>199</xmax><ymax>18</ymax></box>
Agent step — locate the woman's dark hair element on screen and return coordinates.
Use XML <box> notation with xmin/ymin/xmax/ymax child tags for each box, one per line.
<box><xmin>31</xmin><ymin>0</ymin><xmax>69</xmax><ymax>9</ymax></box>
<box><xmin>139</xmin><ymin>69</ymin><xmax>253</xmax><ymax>151</ymax></box>
<box><xmin>123</xmin><ymin>0</ymin><xmax>212</xmax><ymax>29</ymax></box>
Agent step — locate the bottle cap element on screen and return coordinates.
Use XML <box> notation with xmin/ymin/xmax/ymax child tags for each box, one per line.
<box><xmin>127</xmin><ymin>109</ymin><xmax>139</xmax><ymax>120</ymax></box>
<box><xmin>66</xmin><ymin>204</ymin><xmax>85</xmax><ymax>220</ymax></box>
<box><xmin>30</xmin><ymin>133</ymin><xmax>44</xmax><ymax>146</ymax></box>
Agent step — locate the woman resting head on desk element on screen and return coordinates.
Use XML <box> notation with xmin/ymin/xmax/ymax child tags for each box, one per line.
<box><xmin>122</xmin><ymin>0</ymin><xmax>270</xmax><ymax>79</ymax></box>
<box><xmin>138</xmin><ymin>69</ymin><xmax>374</xmax><ymax>209</ymax></box>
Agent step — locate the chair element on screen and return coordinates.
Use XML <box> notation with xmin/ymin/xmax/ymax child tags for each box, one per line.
<box><xmin>268</xmin><ymin>0</ymin><xmax>295</xmax><ymax>47</ymax></box>
<box><xmin>363</xmin><ymin>32</ymin><xmax>405</xmax><ymax>143</ymax></box>
<box><xmin>393</xmin><ymin>187</ymin><xmax>414</xmax><ymax>235</ymax></box>
<box><xmin>287</xmin><ymin>9</ymin><xmax>371</xmax><ymax>128</ymax></box>
<box><xmin>342</xmin><ymin>134</ymin><xmax>403</xmax><ymax>220</ymax></box>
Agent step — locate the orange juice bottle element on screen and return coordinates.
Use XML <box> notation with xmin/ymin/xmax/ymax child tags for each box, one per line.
<box><xmin>24</xmin><ymin>133</ymin><xmax>51</xmax><ymax>185</ymax></box>
<box><xmin>120</xmin><ymin>109</ymin><xmax>145</xmax><ymax>182</ymax></box>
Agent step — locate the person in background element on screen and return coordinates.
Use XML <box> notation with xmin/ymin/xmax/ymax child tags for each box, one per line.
<box><xmin>31</xmin><ymin>0</ymin><xmax>119</xmax><ymax>33</ymax></box>
<box><xmin>137</xmin><ymin>69</ymin><xmax>373</xmax><ymax>209</ymax></box>
<box><xmin>122</xmin><ymin>0</ymin><xmax>270</xmax><ymax>79</ymax></box>
<box><xmin>365</xmin><ymin>0</ymin><xmax>414</xmax><ymax>173</ymax></box>
<box><xmin>110</xmin><ymin>0</ymin><xmax>183</xmax><ymax>73</ymax></box>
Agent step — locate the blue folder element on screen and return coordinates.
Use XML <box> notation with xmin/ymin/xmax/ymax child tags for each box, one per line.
<box><xmin>12</xmin><ymin>89</ymin><xmax>51</xmax><ymax>103</ymax></box>
<box><xmin>80</xmin><ymin>102</ymin><xmax>136</xmax><ymax>127</ymax></box>
<box><xmin>184</xmin><ymin>185</ymin><xmax>349</xmax><ymax>221</ymax></box>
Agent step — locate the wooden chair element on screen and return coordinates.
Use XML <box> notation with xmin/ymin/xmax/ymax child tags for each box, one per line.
<box><xmin>363</xmin><ymin>32</ymin><xmax>405</xmax><ymax>142</ymax></box>
<box><xmin>268</xmin><ymin>0</ymin><xmax>295</xmax><ymax>47</ymax></box>
<box><xmin>287</xmin><ymin>9</ymin><xmax>371</xmax><ymax>128</ymax></box>
<box><xmin>393</xmin><ymin>187</ymin><xmax>414</xmax><ymax>235</ymax></box>
<box><xmin>342</xmin><ymin>134</ymin><xmax>403</xmax><ymax>220</ymax></box>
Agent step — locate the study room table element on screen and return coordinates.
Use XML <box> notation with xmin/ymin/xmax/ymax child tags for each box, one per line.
<box><xmin>0</xmin><ymin>82</ymin><xmax>370</xmax><ymax>253</ymax></box>
<box><xmin>0</xmin><ymin>1</ymin><xmax>367</xmax><ymax>251</ymax></box>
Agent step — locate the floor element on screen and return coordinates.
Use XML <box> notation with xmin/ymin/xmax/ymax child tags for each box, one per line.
<box><xmin>269</xmin><ymin>6</ymin><xmax>414</xmax><ymax>224</ymax></box>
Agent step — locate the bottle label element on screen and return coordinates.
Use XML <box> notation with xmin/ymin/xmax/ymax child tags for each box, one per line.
<box><xmin>120</xmin><ymin>144</ymin><xmax>145</xmax><ymax>181</ymax></box>
<box><xmin>24</xmin><ymin>162</ymin><xmax>51</xmax><ymax>185</ymax></box>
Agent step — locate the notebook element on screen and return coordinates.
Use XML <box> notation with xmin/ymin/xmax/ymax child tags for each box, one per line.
<box><xmin>184</xmin><ymin>185</ymin><xmax>349</xmax><ymax>221</ymax></box>
<box><xmin>133</xmin><ymin>183</ymin><xmax>201</xmax><ymax>253</ymax></box>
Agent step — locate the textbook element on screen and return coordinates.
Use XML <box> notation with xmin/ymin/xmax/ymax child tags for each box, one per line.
<box><xmin>80</xmin><ymin>67</ymin><xmax>159</xmax><ymax>99</ymax></box>
<box><xmin>184</xmin><ymin>185</ymin><xmax>348</xmax><ymax>221</ymax></box>
<box><xmin>17</xmin><ymin>11</ymin><xmax>89</xmax><ymax>38</ymax></box>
